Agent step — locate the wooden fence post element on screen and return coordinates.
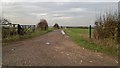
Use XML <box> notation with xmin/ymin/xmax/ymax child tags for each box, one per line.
<box><xmin>17</xmin><ymin>24</ymin><xmax>22</xmax><ymax>35</ymax></box>
<box><xmin>89</xmin><ymin>25</ymin><xmax>91</xmax><ymax>39</ymax></box>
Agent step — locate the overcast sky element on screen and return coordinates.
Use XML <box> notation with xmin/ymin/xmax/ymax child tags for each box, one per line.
<box><xmin>1</xmin><ymin>0</ymin><xmax>120</xmax><ymax>2</ymax></box>
<box><xmin>1</xmin><ymin>0</ymin><xmax>119</xmax><ymax>26</ymax></box>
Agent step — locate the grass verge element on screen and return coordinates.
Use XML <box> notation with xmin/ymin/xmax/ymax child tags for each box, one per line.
<box><xmin>3</xmin><ymin>28</ymin><xmax>53</xmax><ymax>43</ymax></box>
<box><xmin>64</xmin><ymin>28</ymin><xmax>118</xmax><ymax>56</ymax></box>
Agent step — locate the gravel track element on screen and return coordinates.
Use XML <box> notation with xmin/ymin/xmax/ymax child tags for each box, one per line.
<box><xmin>2</xmin><ymin>30</ymin><xmax>118</xmax><ymax>66</ymax></box>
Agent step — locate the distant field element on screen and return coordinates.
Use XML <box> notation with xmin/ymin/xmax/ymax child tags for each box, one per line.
<box><xmin>64</xmin><ymin>28</ymin><xmax>118</xmax><ymax>56</ymax></box>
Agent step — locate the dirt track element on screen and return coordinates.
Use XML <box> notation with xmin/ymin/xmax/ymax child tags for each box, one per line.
<box><xmin>2</xmin><ymin>30</ymin><xmax>118</xmax><ymax>66</ymax></box>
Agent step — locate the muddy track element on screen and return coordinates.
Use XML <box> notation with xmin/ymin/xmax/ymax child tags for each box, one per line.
<box><xmin>2</xmin><ymin>30</ymin><xmax>118</xmax><ymax>66</ymax></box>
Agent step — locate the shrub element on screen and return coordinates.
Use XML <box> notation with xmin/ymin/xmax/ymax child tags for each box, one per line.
<box><xmin>93</xmin><ymin>11</ymin><xmax>119</xmax><ymax>48</ymax></box>
<box><xmin>94</xmin><ymin>11</ymin><xmax>118</xmax><ymax>40</ymax></box>
<box><xmin>53</xmin><ymin>23</ymin><xmax>60</xmax><ymax>29</ymax></box>
<box><xmin>37</xmin><ymin>19</ymin><xmax>48</xmax><ymax>30</ymax></box>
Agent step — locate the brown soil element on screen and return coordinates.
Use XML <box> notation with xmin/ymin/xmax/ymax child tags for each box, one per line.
<box><xmin>2</xmin><ymin>30</ymin><xmax>118</xmax><ymax>66</ymax></box>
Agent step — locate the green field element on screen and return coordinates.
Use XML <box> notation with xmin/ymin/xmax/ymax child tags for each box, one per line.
<box><xmin>64</xmin><ymin>28</ymin><xmax>118</xmax><ymax>56</ymax></box>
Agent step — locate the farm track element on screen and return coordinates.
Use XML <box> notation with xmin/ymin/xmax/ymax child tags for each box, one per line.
<box><xmin>2</xmin><ymin>29</ymin><xmax>118</xmax><ymax>66</ymax></box>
